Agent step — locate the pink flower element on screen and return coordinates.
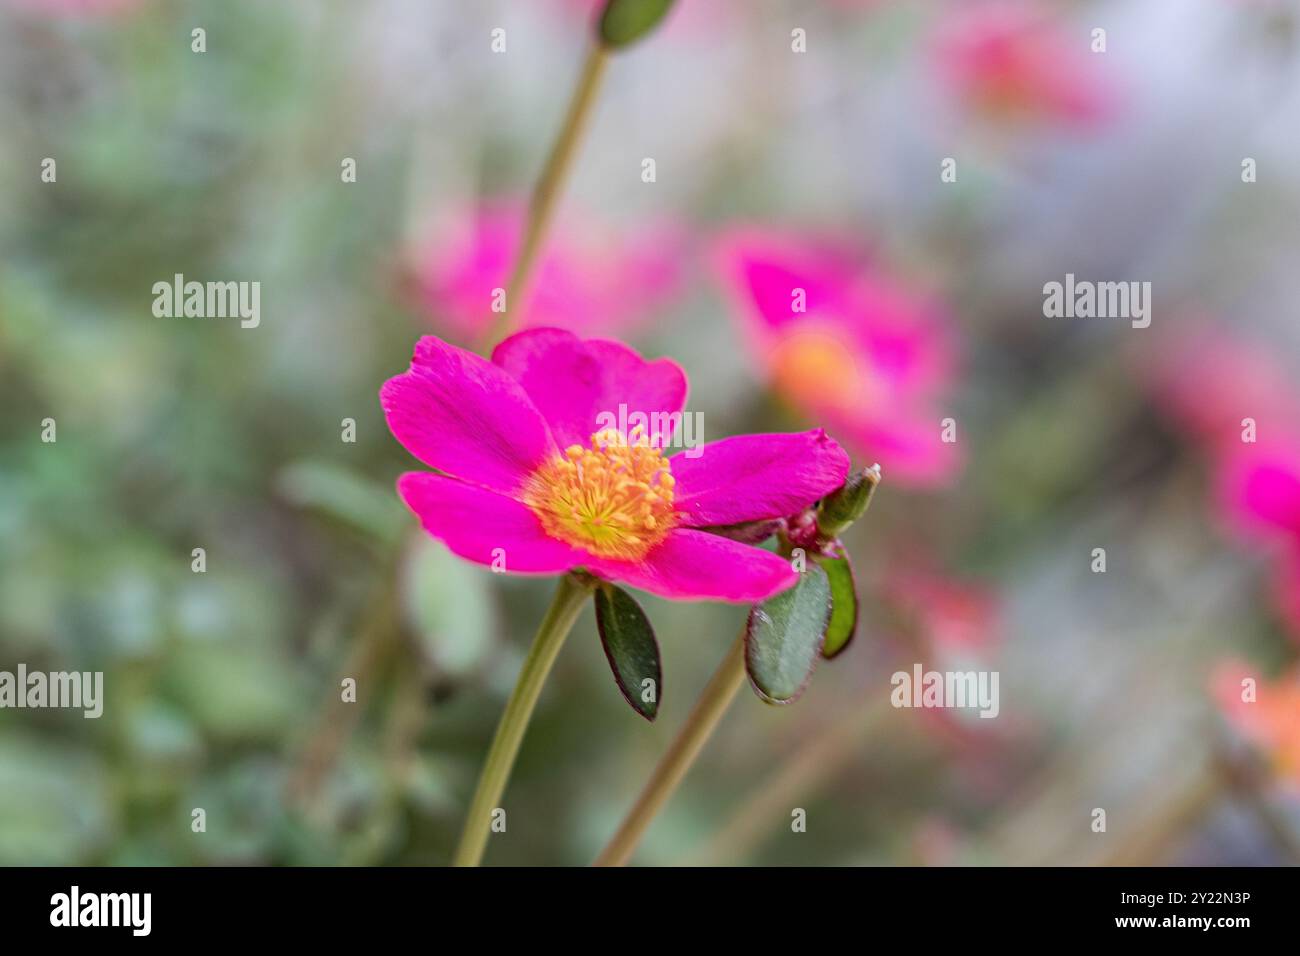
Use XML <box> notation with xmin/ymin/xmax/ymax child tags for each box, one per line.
<box><xmin>1216</xmin><ymin>435</ymin><xmax>1300</xmax><ymax>545</ymax></box>
<box><xmin>411</xmin><ymin>202</ymin><xmax>683</xmax><ymax>343</ymax></box>
<box><xmin>884</xmin><ymin>567</ymin><xmax>1000</xmax><ymax>655</ymax></box>
<box><xmin>713</xmin><ymin>227</ymin><xmax>959</xmax><ymax>488</ymax></box>
<box><xmin>1213</xmin><ymin>661</ymin><xmax>1300</xmax><ymax>789</ymax></box>
<box><xmin>1145</xmin><ymin>326</ymin><xmax>1300</xmax><ymax>643</ymax></box>
<box><xmin>1214</xmin><ymin>436</ymin><xmax>1300</xmax><ymax>643</ymax></box>
<box><xmin>380</xmin><ymin>328</ymin><xmax>851</xmax><ymax>603</ymax></box>
<box><xmin>933</xmin><ymin>3</ymin><xmax>1113</xmax><ymax>128</ymax></box>
<box><xmin>1148</xmin><ymin>327</ymin><xmax>1300</xmax><ymax>456</ymax></box>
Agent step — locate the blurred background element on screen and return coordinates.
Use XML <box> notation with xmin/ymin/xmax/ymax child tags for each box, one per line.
<box><xmin>3</xmin><ymin>0</ymin><xmax>1300</xmax><ymax>866</ymax></box>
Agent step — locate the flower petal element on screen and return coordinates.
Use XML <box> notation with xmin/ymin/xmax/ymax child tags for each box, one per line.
<box><xmin>1216</xmin><ymin>438</ymin><xmax>1300</xmax><ymax>543</ymax></box>
<box><xmin>670</xmin><ymin>429</ymin><xmax>851</xmax><ymax>527</ymax></box>
<box><xmin>831</xmin><ymin>409</ymin><xmax>962</xmax><ymax>489</ymax></box>
<box><xmin>587</xmin><ymin>529</ymin><xmax>798</xmax><ymax>603</ymax></box>
<box><xmin>713</xmin><ymin>227</ymin><xmax>863</xmax><ymax>333</ymax></box>
<box><xmin>381</xmin><ymin>335</ymin><xmax>555</xmax><ymax>496</ymax></box>
<box><xmin>491</xmin><ymin>327</ymin><xmax>687</xmax><ymax>448</ymax></box>
<box><xmin>397</xmin><ymin>472</ymin><xmax>584</xmax><ymax>573</ymax></box>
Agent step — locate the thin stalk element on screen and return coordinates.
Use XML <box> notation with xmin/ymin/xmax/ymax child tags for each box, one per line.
<box><xmin>452</xmin><ymin>573</ymin><xmax>594</xmax><ymax>866</ymax></box>
<box><xmin>286</xmin><ymin>558</ymin><xmax>402</xmax><ymax>808</ymax></box>
<box><xmin>594</xmin><ymin>626</ymin><xmax>749</xmax><ymax>867</ymax></box>
<box><xmin>483</xmin><ymin>43</ymin><xmax>610</xmax><ymax>348</ymax></box>
<box><xmin>688</xmin><ymin>701</ymin><xmax>892</xmax><ymax>866</ymax></box>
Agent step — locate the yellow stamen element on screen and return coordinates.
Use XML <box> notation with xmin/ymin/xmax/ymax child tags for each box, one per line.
<box><xmin>526</xmin><ymin>427</ymin><xmax>678</xmax><ymax>560</ymax></box>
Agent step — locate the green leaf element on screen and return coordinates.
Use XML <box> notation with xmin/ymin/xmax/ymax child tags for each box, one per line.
<box><xmin>594</xmin><ymin>584</ymin><xmax>662</xmax><ymax>721</ymax></box>
<box><xmin>277</xmin><ymin>461</ymin><xmax>406</xmax><ymax>543</ymax></box>
<box><xmin>598</xmin><ymin>0</ymin><xmax>677</xmax><ymax>49</ymax></box>
<box><xmin>820</xmin><ymin>554</ymin><xmax>858</xmax><ymax>659</ymax></box>
<box><xmin>745</xmin><ymin>564</ymin><xmax>832</xmax><ymax>704</ymax></box>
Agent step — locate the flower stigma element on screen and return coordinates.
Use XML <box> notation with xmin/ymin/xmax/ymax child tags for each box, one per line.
<box><xmin>526</xmin><ymin>426</ymin><xmax>678</xmax><ymax>559</ymax></box>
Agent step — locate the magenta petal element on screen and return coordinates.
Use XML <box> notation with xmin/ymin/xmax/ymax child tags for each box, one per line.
<box><xmin>587</xmin><ymin>529</ymin><xmax>798</xmax><ymax>603</ymax></box>
<box><xmin>713</xmin><ymin>227</ymin><xmax>863</xmax><ymax>333</ymax></box>
<box><xmin>1217</xmin><ymin>440</ymin><xmax>1300</xmax><ymax>542</ymax></box>
<box><xmin>491</xmin><ymin>327</ymin><xmax>687</xmax><ymax>448</ymax></box>
<box><xmin>380</xmin><ymin>335</ymin><xmax>555</xmax><ymax>496</ymax></box>
<box><xmin>670</xmin><ymin>429</ymin><xmax>851</xmax><ymax>527</ymax></box>
<box><xmin>397</xmin><ymin>472</ymin><xmax>584</xmax><ymax>573</ymax></box>
<box><xmin>833</xmin><ymin>411</ymin><xmax>962</xmax><ymax>488</ymax></box>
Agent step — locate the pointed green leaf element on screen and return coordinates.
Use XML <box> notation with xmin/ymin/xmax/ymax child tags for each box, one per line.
<box><xmin>277</xmin><ymin>460</ymin><xmax>406</xmax><ymax>543</ymax></box>
<box><xmin>745</xmin><ymin>564</ymin><xmax>832</xmax><ymax>704</ymax></box>
<box><xmin>820</xmin><ymin>554</ymin><xmax>858</xmax><ymax>659</ymax></box>
<box><xmin>598</xmin><ymin>0</ymin><xmax>677</xmax><ymax>49</ymax></box>
<box><xmin>594</xmin><ymin>585</ymin><xmax>662</xmax><ymax>721</ymax></box>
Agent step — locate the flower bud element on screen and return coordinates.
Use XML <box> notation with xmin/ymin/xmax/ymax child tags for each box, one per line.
<box><xmin>597</xmin><ymin>0</ymin><xmax>677</xmax><ymax>50</ymax></box>
<box><xmin>817</xmin><ymin>465</ymin><xmax>881</xmax><ymax>539</ymax></box>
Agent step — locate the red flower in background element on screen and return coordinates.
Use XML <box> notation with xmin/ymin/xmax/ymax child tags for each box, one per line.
<box><xmin>885</xmin><ymin>567</ymin><xmax>1001</xmax><ymax>656</ymax></box>
<box><xmin>934</xmin><ymin>2</ymin><xmax>1114</xmax><ymax>129</ymax></box>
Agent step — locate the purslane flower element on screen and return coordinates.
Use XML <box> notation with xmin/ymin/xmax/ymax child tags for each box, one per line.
<box><xmin>1148</xmin><ymin>327</ymin><xmax>1300</xmax><ymax>457</ymax></box>
<box><xmin>1146</xmin><ymin>326</ymin><xmax>1300</xmax><ymax>642</ymax></box>
<box><xmin>713</xmin><ymin>226</ymin><xmax>959</xmax><ymax>487</ymax></box>
<box><xmin>381</xmin><ymin>328</ymin><xmax>850</xmax><ymax>603</ymax></box>
<box><xmin>932</xmin><ymin>2</ymin><xmax>1114</xmax><ymax>129</ymax></box>
<box><xmin>884</xmin><ymin>566</ymin><xmax>1000</xmax><ymax>656</ymax></box>
<box><xmin>410</xmin><ymin>202</ymin><xmax>683</xmax><ymax>343</ymax></box>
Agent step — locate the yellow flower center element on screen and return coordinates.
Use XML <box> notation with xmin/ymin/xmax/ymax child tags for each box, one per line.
<box><xmin>771</xmin><ymin>327</ymin><xmax>872</xmax><ymax>414</ymax></box>
<box><xmin>526</xmin><ymin>427</ymin><xmax>678</xmax><ymax>560</ymax></box>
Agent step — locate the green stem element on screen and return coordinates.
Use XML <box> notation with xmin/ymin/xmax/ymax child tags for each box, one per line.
<box><xmin>482</xmin><ymin>43</ymin><xmax>610</xmax><ymax>349</ymax></box>
<box><xmin>452</xmin><ymin>573</ymin><xmax>594</xmax><ymax>866</ymax></box>
<box><xmin>594</xmin><ymin>626</ymin><xmax>748</xmax><ymax>866</ymax></box>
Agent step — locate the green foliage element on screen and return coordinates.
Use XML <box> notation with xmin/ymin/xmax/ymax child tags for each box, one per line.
<box><xmin>745</xmin><ymin>565</ymin><xmax>832</xmax><ymax>704</ymax></box>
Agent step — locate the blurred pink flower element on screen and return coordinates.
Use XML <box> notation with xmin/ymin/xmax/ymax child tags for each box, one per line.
<box><xmin>1148</xmin><ymin>327</ymin><xmax>1300</xmax><ymax>456</ymax></box>
<box><xmin>713</xmin><ymin>227</ymin><xmax>960</xmax><ymax>487</ymax></box>
<box><xmin>1146</xmin><ymin>326</ymin><xmax>1300</xmax><ymax>642</ymax></box>
<box><xmin>411</xmin><ymin>202</ymin><xmax>683</xmax><ymax>343</ymax></box>
<box><xmin>933</xmin><ymin>2</ymin><xmax>1113</xmax><ymax>128</ymax></box>
<box><xmin>1214</xmin><ymin>436</ymin><xmax>1300</xmax><ymax>643</ymax></box>
<box><xmin>381</xmin><ymin>328</ymin><xmax>850</xmax><ymax>603</ymax></box>
<box><xmin>1215</xmin><ymin>435</ymin><xmax>1300</xmax><ymax>545</ymax></box>
<box><xmin>1212</xmin><ymin>661</ymin><xmax>1300</xmax><ymax>789</ymax></box>
<box><xmin>910</xmin><ymin>818</ymin><xmax>963</xmax><ymax>866</ymax></box>
<box><xmin>885</xmin><ymin>567</ymin><xmax>1001</xmax><ymax>655</ymax></box>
